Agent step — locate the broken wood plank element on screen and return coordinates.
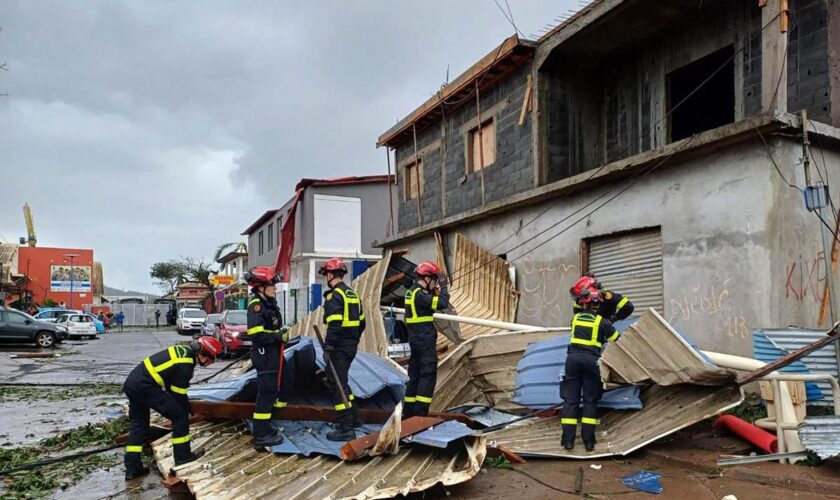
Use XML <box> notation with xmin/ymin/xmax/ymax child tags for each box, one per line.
<box><xmin>486</xmin><ymin>445</ymin><xmax>526</xmax><ymax>464</ymax></box>
<box><xmin>187</xmin><ymin>400</ymin><xmax>477</xmax><ymax>427</ymax></box>
<box><xmin>738</xmin><ymin>324</ymin><xmax>840</xmax><ymax>385</ymax></box>
<box><xmin>10</xmin><ymin>352</ymin><xmax>56</xmax><ymax>358</ymax></box>
<box><xmin>518</xmin><ymin>74</ymin><xmax>532</xmax><ymax>126</ymax></box>
<box><xmin>341</xmin><ymin>416</ymin><xmax>443</xmax><ymax>461</ymax></box>
<box><xmin>162</xmin><ymin>475</ymin><xmax>189</xmax><ymax>493</ymax></box>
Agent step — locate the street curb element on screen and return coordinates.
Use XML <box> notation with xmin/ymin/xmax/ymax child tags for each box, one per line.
<box><xmin>644</xmin><ymin>448</ymin><xmax>840</xmax><ymax>496</ymax></box>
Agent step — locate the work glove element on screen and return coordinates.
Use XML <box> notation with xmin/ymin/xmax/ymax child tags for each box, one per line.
<box><xmin>281</xmin><ymin>326</ymin><xmax>290</xmax><ymax>343</ymax></box>
<box><xmin>438</xmin><ymin>273</ymin><xmax>448</xmax><ymax>288</ymax></box>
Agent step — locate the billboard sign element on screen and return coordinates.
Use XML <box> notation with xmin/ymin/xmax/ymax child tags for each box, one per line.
<box><xmin>50</xmin><ymin>265</ymin><xmax>92</xmax><ymax>292</ymax></box>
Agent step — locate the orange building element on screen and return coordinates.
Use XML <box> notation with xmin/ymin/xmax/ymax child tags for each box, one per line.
<box><xmin>18</xmin><ymin>246</ymin><xmax>95</xmax><ymax>309</ymax></box>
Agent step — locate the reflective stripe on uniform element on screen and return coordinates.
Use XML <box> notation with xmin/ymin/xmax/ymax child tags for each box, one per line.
<box><xmin>144</xmin><ymin>346</ymin><xmax>194</xmax><ymax>388</ymax></box>
<box><xmin>325</xmin><ymin>314</ymin><xmax>343</xmax><ymax>324</ymax></box>
<box><xmin>335</xmin><ymin>403</ymin><xmax>349</xmax><ymax>411</ymax></box>
<box><xmin>253</xmin><ymin>412</ymin><xmax>272</xmax><ymax>420</ymax></box>
<box><xmin>561</xmin><ymin>418</ymin><xmax>578</xmax><ymax>425</ymax></box>
<box><xmin>415</xmin><ymin>395</ymin><xmax>433</xmax><ymax>404</ymax></box>
<box><xmin>248</xmin><ymin>298</ymin><xmax>260</xmax><ymax>307</ymax></box>
<box><xmin>606</xmin><ymin>330</ymin><xmax>620</xmax><ymax>342</ymax></box>
<box><xmin>125</xmin><ymin>445</ymin><xmax>143</xmax><ymax>453</ymax></box>
<box><xmin>172</xmin><ymin>435</ymin><xmax>190</xmax><ymax>445</ymax></box>
<box><xmin>247</xmin><ymin>325</ymin><xmax>280</xmax><ymax>335</ymax></box>
<box><xmin>274</xmin><ymin>401</ymin><xmax>287</xmax><ymax>408</ymax></box>
<box><xmin>170</xmin><ymin>385</ymin><xmax>189</xmax><ymax>395</ymax></box>
<box><xmin>404</xmin><ymin>396</ymin><xmax>417</xmax><ymax>403</ymax></box>
<box><xmin>330</xmin><ymin>287</ymin><xmax>362</xmax><ymax>327</ymax></box>
<box><xmin>616</xmin><ymin>296</ymin><xmax>629</xmax><ymax>310</ymax></box>
<box><xmin>570</xmin><ymin>313</ymin><xmax>603</xmax><ymax>348</ymax></box>
<box><xmin>581</xmin><ymin>417</ymin><xmax>599</xmax><ymax>425</ymax></box>
<box><xmin>405</xmin><ymin>288</ymin><xmax>434</xmax><ymax>324</ymax></box>
<box><xmin>348</xmin><ymin>394</ymin><xmax>355</xmax><ymax>401</ymax></box>
<box><xmin>431</xmin><ymin>295</ymin><xmax>439</xmax><ymax>311</ymax></box>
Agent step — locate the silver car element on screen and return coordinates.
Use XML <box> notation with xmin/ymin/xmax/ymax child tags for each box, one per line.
<box><xmin>202</xmin><ymin>313</ymin><xmax>222</xmax><ymax>337</ymax></box>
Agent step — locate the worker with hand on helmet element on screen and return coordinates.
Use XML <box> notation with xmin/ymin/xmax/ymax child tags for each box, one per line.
<box><xmin>122</xmin><ymin>336</ymin><xmax>222</xmax><ymax>480</ymax></box>
<box><xmin>403</xmin><ymin>261</ymin><xmax>449</xmax><ymax>418</ymax></box>
<box><xmin>320</xmin><ymin>258</ymin><xmax>366</xmax><ymax>441</ymax></box>
<box><xmin>562</xmin><ymin>286</ymin><xmax>620</xmax><ymax>452</ymax></box>
<box><xmin>244</xmin><ymin>266</ymin><xmax>287</xmax><ymax>450</ymax></box>
<box><xmin>570</xmin><ymin>274</ymin><xmax>634</xmax><ymax>323</ymax></box>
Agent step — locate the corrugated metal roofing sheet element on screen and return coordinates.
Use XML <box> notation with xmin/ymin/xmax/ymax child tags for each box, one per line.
<box><xmin>404</xmin><ymin>420</ymin><xmax>475</xmax><ymax>448</ymax></box>
<box><xmin>752</xmin><ymin>332</ymin><xmax>823</xmax><ymax>401</ymax></box>
<box><xmin>799</xmin><ymin>415</ymin><xmax>840</xmax><ymax>459</ymax></box>
<box><xmin>510</xmin><ymin>333</ymin><xmax>642</xmax><ymax>410</ymax></box>
<box><xmin>256</xmin><ymin>420</ymin><xmax>382</xmax><ymax>458</ymax></box>
<box><xmin>759</xmin><ymin>328</ymin><xmax>838</xmax><ymax>403</ymax></box>
<box><xmin>447</xmin><ymin>405</ymin><xmax>522</xmax><ymax>428</ymax></box>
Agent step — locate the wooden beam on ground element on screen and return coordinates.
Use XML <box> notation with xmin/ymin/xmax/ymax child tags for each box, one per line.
<box><xmin>738</xmin><ymin>324</ymin><xmax>840</xmax><ymax>385</ymax></box>
<box><xmin>340</xmin><ymin>416</ymin><xmax>443</xmax><ymax>461</ymax></box>
<box><xmin>486</xmin><ymin>445</ymin><xmax>527</xmax><ymax>464</ymax></box>
<box><xmin>187</xmin><ymin>400</ymin><xmax>477</xmax><ymax>427</ymax></box>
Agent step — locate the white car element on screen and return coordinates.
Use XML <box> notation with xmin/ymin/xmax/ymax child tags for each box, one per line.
<box><xmin>55</xmin><ymin>313</ymin><xmax>98</xmax><ymax>339</ymax></box>
<box><xmin>177</xmin><ymin>308</ymin><xmax>207</xmax><ymax>336</ymax></box>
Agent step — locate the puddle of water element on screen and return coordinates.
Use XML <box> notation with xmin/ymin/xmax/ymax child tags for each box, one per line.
<box><xmin>51</xmin><ymin>454</ymin><xmax>178</xmax><ymax>500</ymax></box>
<box><xmin>0</xmin><ymin>395</ymin><xmax>124</xmax><ymax>446</ymax></box>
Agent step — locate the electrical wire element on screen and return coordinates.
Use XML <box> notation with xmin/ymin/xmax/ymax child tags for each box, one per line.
<box><xmin>504</xmin><ymin>468</ymin><xmax>636</xmax><ymax>497</ymax></box>
<box><xmin>440</xmin><ymin>10</ymin><xmax>783</xmax><ymax>284</ymax></box>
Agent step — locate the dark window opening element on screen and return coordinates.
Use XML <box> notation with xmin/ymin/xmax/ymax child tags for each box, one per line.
<box><xmin>668</xmin><ymin>45</ymin><xmax>735</xmax><ymax>142</ymax></box>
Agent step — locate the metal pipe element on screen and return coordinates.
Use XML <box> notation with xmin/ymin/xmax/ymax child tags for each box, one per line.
<box><xmin>761</xmin><ymin>373</ymin><xmax>840</xmax><ymax>413</ymax></box>
<box><xmin>381</xmin><ymin>306</ymin><xmax>563</xmax><ymax>333</ymax></box>
<box><xmin>772</xmin><ymin>379</ymin><xmax>786</xmax><ymax>463</ymax></box>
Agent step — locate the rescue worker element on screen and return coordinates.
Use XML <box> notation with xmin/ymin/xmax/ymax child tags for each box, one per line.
<box><xmin>122</xmin><ymin>336</ymin><xmax>222</xmax><ymax>480</ymax></box>
<box><xmin>245</xmin><ymin>266</ymin><xmax>287</xmax><ymax>449</ymax></box>
<box><xmin>562</xmin><ymin>286</ymin><xmax>620</xmax><ymax>451</ymax></box>
<box><xmin>570</xmin><ymin>274</ymin><xmax>634</xmax><ymax>322</ymax></box>
<box><xmin>320</xmin><ymin>258</ymin><xmax>366</xmax><ymax>441</ymax></box>
<box><xmin>402</xmin><ymin>261</ymin><xmax>449</xmax><ymax>418</ymax></box>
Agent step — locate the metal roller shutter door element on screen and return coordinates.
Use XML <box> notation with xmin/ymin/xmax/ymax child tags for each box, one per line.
<box><xmin>587</xmin><ymin>229</ymin><xmax>663</xmax><ymax>313</ymax></box>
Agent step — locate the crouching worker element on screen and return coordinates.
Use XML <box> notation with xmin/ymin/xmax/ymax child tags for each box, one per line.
<box><xmin>122</xmin><ymin>336</ymin><xmax>221</xmax><ymax>480</ymax></box>
<box><xmin>561</xmin><ymin>287</ymin><xmax>619</xmax><ymax>452</ymax></box>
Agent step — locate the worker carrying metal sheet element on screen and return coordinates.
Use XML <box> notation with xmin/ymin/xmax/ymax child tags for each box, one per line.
<box><xmin>402</xmin><ymin>261</ymin><xmax>449</xmax><ymax>418</ymax></box>
<box><xmin>570</xmin><ymin>274</ymin><xmax>634</xmax><ymax>322</ymax></box>
<box><xmin>122</xmin><ymin>336</ymin><xmax>221</xmax><ymax>480</ymax></box>
<box><xmin>245</xmin><ymin>266</ymin><xmax>287</xmax><ymax>449</ymax></box>
<box><xmin>562</xmin><ymin>285</ymin><xmax>620</xmax><ymax>451</ymax></box>
<box><xmin>320</xmin><ymin>258</ymin><xmax>366</xmax><ymax>441</ymax></box>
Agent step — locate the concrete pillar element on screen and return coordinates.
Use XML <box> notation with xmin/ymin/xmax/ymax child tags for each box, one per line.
<box><xmin>829</xmin><ymin>0</ymin><xmax>840</xmax><ymax>126</ymax></box>
<box><xmin>761</xmin><ymin>1</ymin><xmax>788</xmax><ymax>113</ymax></box>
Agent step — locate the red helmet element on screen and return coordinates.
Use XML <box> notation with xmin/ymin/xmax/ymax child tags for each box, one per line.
<box><xmin>416</xmin><ymin>261</ymin><xmax>441</xmax><ymax>278</ymax></box>
<box><xmin>319</xmin><ymin>258</ymin><xmax>348</xmax><ymax>276</ymax></box>
<box><xmin>194</xmin><ymin>336</ymin><xmax>222</xmax><ymax>359</ymax></box>
<box><xmin>578</xmin><ymin>286</ymin><xmax>602</xmax><ymax>305</ymax></box>
<box><xmin>569</xmin><ymin>276</ymin><xmax>597</xmax><ymax>300</ymax></box>
<box><xmin>244</xmin><ymin>266</ymin><xmax>280</xmax><ymax>287</ymax></box>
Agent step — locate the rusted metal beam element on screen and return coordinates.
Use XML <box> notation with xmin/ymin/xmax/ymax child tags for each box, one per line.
<box><xmin>486</xmin><ymin>445</ymin><xmax>527</xmax><ymax>465</ymax></box>
<box><xmin>739</xmin><ymin>324</ymin><xmax>840</xmax><ymax>385</ymax></box>
<box><xmin>188</xmin><ymin>400</ymin><xmax>477</xmax><ymax>427</ymax></box>
<box><xmin>340</xmin><ymin>416</ymin><xmax>443</xmax><ymax>461</ymax></box>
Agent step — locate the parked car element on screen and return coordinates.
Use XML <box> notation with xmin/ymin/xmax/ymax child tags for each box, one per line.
<box><xmin>201</xmin><ymin>314</ymin><xmax>222</xmax><ymax>337</ymax></box>
<box><xmin>33</xmin><ymin>308</ymin><xmax>82</xmax><ymax>323</ymax></box>
<box><xmin>176</xmin><ymin>308</ymin><xmax>207</xmax><ymax>335</ymax></box>
<box><xmin>214</xmin><ymin>309</ymin><xmax>250</xmax><ymax>357</ymax></box>
<box><xmin>0</xmin><ymin>307</ymin><xmax>68</xmax><ymax>348</ymax></box>
<box><xmin>54</xmin><ymin>313</ymin><xmax>98</xmax><ymax>340</ymax></box>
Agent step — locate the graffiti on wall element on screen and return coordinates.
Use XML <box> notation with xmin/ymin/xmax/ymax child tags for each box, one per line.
<box><xmin>518</xmin><ymin>254</ymin><xmax>577</xmax><ymax>324</ymax></box>
<box><xmin>668</xmin><ymin>277</ymin><xmax>749</xmax><ymax>339</ymax></box>
<box><xmin>784</xmin><ymin>251</ymin><xmax>828</xmax><ymax>304</ymax></box>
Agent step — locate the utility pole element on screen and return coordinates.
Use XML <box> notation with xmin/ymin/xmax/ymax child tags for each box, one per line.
<box><xmin>64</xmin><ymin>253</ymin><xmax>80</xmax><ymax>310</ymax></box>
<box><xmin>800</xmin><ymin>110</ymin><xmax>840</xmax><ymax>374</ymax></box>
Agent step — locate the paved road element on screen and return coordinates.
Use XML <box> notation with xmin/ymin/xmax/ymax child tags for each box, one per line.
<box><xmin>0</xmin><ymin>328</ymin><xmax>236</xmax><ymax>385</ymax></box>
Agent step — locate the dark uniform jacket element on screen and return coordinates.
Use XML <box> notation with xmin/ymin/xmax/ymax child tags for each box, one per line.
<box><xmin>247</xmin><ymin>294</ymin><xmax>284</xmax><ymax>346</ymax></box>
<box><xmin>573</xmin><ymin>290</ymin><xmax>634</xmax><ymax>322</ymax></box>
<box><xmin>404</xmin><ymin>283</ymin><xmax>450</xmax><ymax>337</ymax></box>
<box><xmin>124</xmin><ymin>345</ymin><xmax>197</xmax><ymax>409</ymax></box>
<box><xmin>568</xmin><ymin>312</ymin><xmax>619</xmax><ymax>356</ymax></box>
<box><xmin>323</xmin><ymin>281</ymin><xmax>366</xmax><ymax>340</ymax></box>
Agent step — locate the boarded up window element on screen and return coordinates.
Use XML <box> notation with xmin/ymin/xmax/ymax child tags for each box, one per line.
<box><xmin>405</xmin><ymin>160</ymin><xmax>423</xmax><ymax>200</ymax></box>
<box><xmin>586</xmin><ymin>228</ymin><xmax>663</xmax><ymax>313</ymax></box>
<box><xmin>469</xmin><ymin>119</ymin><xmax>496</xmax><ymax>173</ymax></box>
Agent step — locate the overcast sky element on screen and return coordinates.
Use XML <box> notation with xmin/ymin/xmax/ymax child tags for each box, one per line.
<box><xmin>1</xmin><ymin>0</ymin><xmax>576</xmax><ymax>292</ymax></box>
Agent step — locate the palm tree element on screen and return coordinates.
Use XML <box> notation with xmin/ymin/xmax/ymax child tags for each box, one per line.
<box><xmin>214</xmin><ymin>242</ymin><xmax>248</xmax><ymax>270</ymax></box>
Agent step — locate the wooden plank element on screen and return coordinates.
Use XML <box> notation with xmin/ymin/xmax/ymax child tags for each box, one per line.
<box><xmin>518</xmin><ymin>74</ymin><xmax>533</xmax><ymax>126</ymax></box>
<box><xmin>818</xmin><ymin>210</ymin><xmax>840</xmax><ymax>325</ymax></box>
<box><xmin>486</xmin><ymin>445</ymin><xmax>526</xmax><ymax>464</ymax></box>
<box><xmin>340</xmin><ymin>416</ymin><xmax>443</xmax><ymax>461</ymax></box>
<box><xmin>739</xmin><ymin>324</ymin><xmax>840</xmax><ymax>384</ymax></box>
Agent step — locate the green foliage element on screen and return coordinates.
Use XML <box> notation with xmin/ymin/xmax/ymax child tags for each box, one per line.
<box><xmin>485</xmin><ymin>456</ymin><xmax>514</xmax><ymax>469</ymax></box>
<box><xmin>41</xmin><ymin>298</ymin><xmax>58</xmax><ymax>307</ymax></box>
<box><xmin>39</xmin><ymin>418</ymin><xmax>129</xmax><ymax>449</ymax></box>
<box><xmin>150</xmin><ymin>260</ymin><xmax>188</xmax><ymax>294</ymax></box>
<box><xmin>723</xmin><ymin>394</ymin><xmax>767</xmax><ymax>423</ymax></box>
<box><xmin>0</xmin><ymin>384</ymin><xmax>122</xmax><ymax>402</ymax></box>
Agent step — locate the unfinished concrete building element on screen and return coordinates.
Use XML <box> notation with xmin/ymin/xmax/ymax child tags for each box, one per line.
<box><xmin>376</xmin><ymin>0</ymin><xmax>840</xmax><ymax>357</ymax></box>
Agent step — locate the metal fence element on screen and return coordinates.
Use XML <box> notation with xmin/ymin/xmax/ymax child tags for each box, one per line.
<box><xmin>84</xmin><ymin>303</ymin><xmax>170</xmax><ymax>326</ymax></box>
<box><xmin>277</xmin><ymin>288</ymin><xmax>313</xmax><ymax>326</ymax></box>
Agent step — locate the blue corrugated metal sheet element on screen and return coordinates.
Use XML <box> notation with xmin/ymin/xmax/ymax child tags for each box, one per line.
<box><xmin>759</xmin><ymin>328</ymin><xmax>838</xmax><ymax>404</ymax></box>
<box><xmin>511</xmin><ymin>334</ymin><xmax>642</xmax><ymax>409</ymax></box>
<box><xmin>753</xmin><ymin>332</ymin><xmax>822</xmax><ymax>401</ymax></box>
<box><xmin>447</xmin><ymin>405</ymin><xmax>521</xmax><ymax>427</ymax></box>
<box><xmin>260</xmin><ymin>421</ymin><xmax>383</xmax><ymax>457</ymax></box>
<box><xmin>404</xmin><ymin>420</ymin><xmax>474</xmax><ymax>448</ymax></box>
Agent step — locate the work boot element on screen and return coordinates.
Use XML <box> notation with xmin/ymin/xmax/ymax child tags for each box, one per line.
<box><xmin>124</xmin><ymin>463</ymin><xmax>150</xmax><ymax>481</ymax></box>
<box><xmin>326</xmin><ymin>427</ymin><xmax>355</xmax><ymax>442</ymax></box>
<box><xmin>584</xmin><ymin>442</ymin><xmax>596</xmax><ymax>452</ymax></box>
<box><xmin>174</xmin><ymin>451</ymin><xmax>202</xmax><ymax>467</ymax></box>
<box><xmin>562</xmin><ymin>441</ymin><xmax>575</xmax><ymax>451</ymax></box>
<box><xmin>351</xmin><ymin>406</ymin><xmax>364</xmax><ymax>428</ymax></box>
<box><xmin>253</xmin><ymin>428</ymin><xmax>284</xmax><ymax>450</ymax></box>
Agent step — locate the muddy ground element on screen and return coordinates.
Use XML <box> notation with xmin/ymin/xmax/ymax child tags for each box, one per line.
<box><xmin>2</xmin><ymin>329</ymin><xmax>839</xmax><ymax>499</ymax></box>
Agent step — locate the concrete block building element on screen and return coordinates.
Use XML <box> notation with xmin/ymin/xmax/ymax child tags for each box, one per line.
<box><xmin>375</xmin><ymin>0</ymin><xmax>840</xmax><ymax>356</ymax></box>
